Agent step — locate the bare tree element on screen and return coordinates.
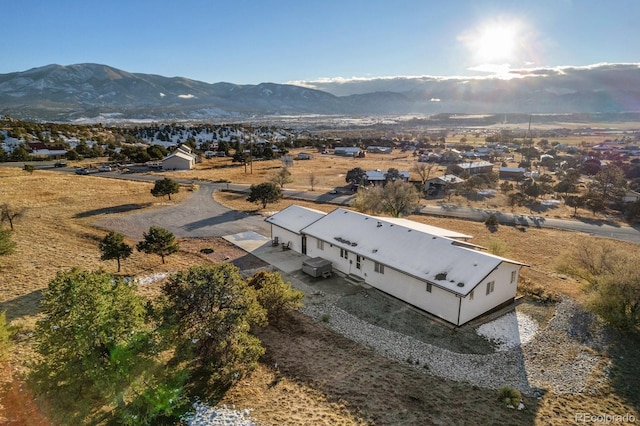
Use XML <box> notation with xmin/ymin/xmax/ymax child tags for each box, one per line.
<box><xmin>412</xmin><ymin>162</ymin><xmax>436</xmax><ymax>185</ymax></box>
<box><xmin>1</xmin><ymin>204</ymin><xmax>25</xmax><ymax>230</ymax></box>
<box><xmin>351</xmin><ymin>181</ymin><xmax>420</xmax><ymax>217</ymax></box>
<box><xmin>308</xmin><ymin>173</ymin><xmax>317</xmax><ymax>191</ymax></box>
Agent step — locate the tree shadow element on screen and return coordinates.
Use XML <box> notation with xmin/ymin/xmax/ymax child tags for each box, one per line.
<box><xmin>255</xmin><ymin>312</ymin><xmax>541</xmax><ymax>425</ymax></box>
<box><xmin>181</xmin><ymin>210</ymin><xmax>250</xmax><ymax>231</ymax></box>
<box><xmin>0</xmin><ymin>290</ymin><xmax>44</xmax><ymax>321</ymax></box>
<box><xmin>526</xmin><ymin>202</ymin><xmax>560</xmax><ymax>214</ymax></box>
<box><xmin>607</xmin><ymin>332</ymin><xmax>640</xmax><ymax>412</ymax></box>
<box><xmin>74</xmin><ymin>203</ymin><xmax>153</xmax><ymax>218</ymax></box>
<box><xmin>573</xmin><ymin>215</ymin><xmax>622</xmax><ymax>228</ymax></box>
<box><xmin>463</xmin><ymin>191</ymin><xmax>497</xmax><ymax>202</ymax></box>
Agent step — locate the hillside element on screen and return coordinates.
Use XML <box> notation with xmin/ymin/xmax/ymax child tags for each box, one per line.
<box><xmin>1</xmin><ymin>63</ymin><xmax>640</xmax><ymax>121</ymax></box>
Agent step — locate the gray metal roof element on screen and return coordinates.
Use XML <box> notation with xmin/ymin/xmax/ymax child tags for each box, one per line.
<box><xmin>300</xmin><ymin>208</ymin><xmax>524</xmax><ymax>296</ymax></box>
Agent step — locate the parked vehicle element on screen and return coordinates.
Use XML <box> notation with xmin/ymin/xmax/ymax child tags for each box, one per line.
<box><xmin>98</xmin><ymin>165</ymin><xmax>112</xmax><ymax>172</ymax></box>
<box><xmin>75</xmin><ymin>168</ymin><xmax>89</xmax><ymax>175</ymax></box>
<box><xmin>54</xmin><ymin>161</ymin><xmax>67</xmax><ymax>167</ymax></box>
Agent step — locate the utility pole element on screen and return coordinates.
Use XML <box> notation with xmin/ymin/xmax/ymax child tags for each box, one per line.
<box><xmin>249</xmin><ymin>135</ymin><xmax>253</xmax><ymax>174</ymax></box>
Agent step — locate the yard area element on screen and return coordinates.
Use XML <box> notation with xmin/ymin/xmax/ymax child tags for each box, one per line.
<box><xmin>0</xmin><ymin>166</ymin><xmax>638</xmax><ymax>425</ymax></box>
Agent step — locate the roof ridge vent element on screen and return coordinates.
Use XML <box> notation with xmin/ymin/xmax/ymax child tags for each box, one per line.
<box><xmin>377</xmin><ymin>221</ymin><xmax>382</xmax><ymax>227</ymax></box>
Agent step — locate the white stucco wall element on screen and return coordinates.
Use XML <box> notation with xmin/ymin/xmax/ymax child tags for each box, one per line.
<box><xmin>305</xmin><ymin>236</ymin><xmax>461</xmax><ymax>324</ymax></box>
<box><xmin>289</xmin><ymin>233</ymin><xmax>520</xmax><ymax>326</ymax></box>
<box><xmin>457</xmin><ymin>263</ymin><xmax>520</xmax><ymax>325</ymax></box>
<box><xmin>270</xmin><ymin>225</ymin><xmax>303</xmax><ymax>253</ymax></box>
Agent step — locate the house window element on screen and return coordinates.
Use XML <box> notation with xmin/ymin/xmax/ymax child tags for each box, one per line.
<box><xmin>469</xmin><ymin>290</ymin><xmax>474</xmax><ymax>300</ymax></box>
<box><xmin>317</xmin><ymin>239</ymin><xmax>324</xmax><ymax>250</ymax></box>
<box><xmin>486</xmin><ymin>281</ymin><xmax>495</xmax><ymax>295</ymax></box>
<box><xmin>374</xmin><ymin>262</ymin><xmax>384</xmax><ymax>274</ymax></box>
<box><xmin>510</xmin><ymin>270</ymin><xmax>517</xmax><ymax>283</ymax></box>
<box><xmin>356</xmin><ymin>255</ymin><xmax>362</xmax><ymax>269</ymax></box>
<box><xmin>426</xmin><ymin>283</ymin><xmax>432</xmax><ymax>293</ymax></box>
<box><xmin>340</xmin><ymin>248</ymin><xmax>348</xmax><ymax>259</ymax></box>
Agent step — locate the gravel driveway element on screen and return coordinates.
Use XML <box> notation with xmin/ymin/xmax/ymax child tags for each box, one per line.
<box><xmin>94</xmin><ymin>185</ymin><xmax>271</xmax><ymax>240</ymax></box>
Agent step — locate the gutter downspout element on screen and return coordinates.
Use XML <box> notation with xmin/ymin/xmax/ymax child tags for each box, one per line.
<box><xmin>457</xmin><ymin>295</ymin><xmax>462</xmax><ymax>326</ymax></box>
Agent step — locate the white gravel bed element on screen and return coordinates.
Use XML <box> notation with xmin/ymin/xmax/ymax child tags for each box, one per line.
<box><xmin>135</xmin><ymin>272</ymin><xmax>170</xmax><ymax>285</ymax></box>
<box><xmin>185</xmin><ymin>403</ymin><xmax>258</xmax><ymax>426</ymax></box>
<box><xmin>476</xmin><ymin>311</ymin><xmax>539</xmax><ymax>351</ymax></box>
<box><xmin>302</xmin><ymin>303</ymin><xmax>533</xmax><ymax>394</ymax></box>
<box><xmin>302</xmin><ymin>297</ymin><xmax>607</xmax><ymax>396</ymax></box>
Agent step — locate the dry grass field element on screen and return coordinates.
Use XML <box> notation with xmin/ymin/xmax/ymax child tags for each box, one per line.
<box><xmin>160</xmin><ymin>148</ymin><xmax>612</xmax><ymax>222</ymax></box>
<box><xmin>0</xmin><ymin>165</ymin><xmax>639</xmax><ymax>425</ymax></box>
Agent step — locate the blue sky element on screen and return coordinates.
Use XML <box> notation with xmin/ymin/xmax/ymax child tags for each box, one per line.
<box><xmin>1</xmin><ymin>0</ymin><xmax>639</xmax><ymax>85</ymax></box>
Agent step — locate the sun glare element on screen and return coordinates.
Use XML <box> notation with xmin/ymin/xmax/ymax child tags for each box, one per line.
<box><xmin>476</xmin><ymin>27</ymin><xmax>517</xmax><ymax>63</ymax></box>
<box><xmin>459</xmin><ymin>17</ymin><xmax>527</xmax><ymax>72</ymax></box>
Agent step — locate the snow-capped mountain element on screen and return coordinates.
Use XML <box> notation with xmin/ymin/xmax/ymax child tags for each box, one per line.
<box><xmin>0</xmin><ymin>63</ymin><xmax>639</xmax><ymax>121</ymax></box>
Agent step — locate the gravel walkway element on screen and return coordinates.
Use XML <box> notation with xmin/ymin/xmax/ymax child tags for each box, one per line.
<box><xmin>301</xmin><ymin>296</ymin><xmax>610</xmax><ymax>397</ymax></box>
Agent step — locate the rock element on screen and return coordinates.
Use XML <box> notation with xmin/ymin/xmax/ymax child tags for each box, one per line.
<box><xmin>518</xmin><ymin>402</ymin><xmax>525</xmax><ymax>410</ymax></box>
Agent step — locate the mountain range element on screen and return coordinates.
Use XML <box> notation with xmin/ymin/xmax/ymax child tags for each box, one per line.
<box><xmin>0</xmin><ymin>63</ymin><xmax>639</xmax><ymax>122</ymax></box>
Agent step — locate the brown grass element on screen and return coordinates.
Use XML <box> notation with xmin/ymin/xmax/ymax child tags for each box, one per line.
<box><xmin>1</xmin><ymin>166</ymin><xmax>639</xmax><ymax>425</ymax></box>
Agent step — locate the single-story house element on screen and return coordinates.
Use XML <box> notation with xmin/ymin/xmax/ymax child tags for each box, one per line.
<box><xmin>27</xmin><ymin>142</ymin><xmax>67</xmax><ymax>157</ymax></box>
<box><xmin>452</xmin><ymin>161</ymin><xmax>494</xmax><ymax>176</ymax></box>
<box><xmin>296</xmin><ymin>152</ymin><xmax>313</xmax><ymax>160</ymax></box>
<box><xmin>367</xmin><ymin>146</ymin><xmax>393</xmax><ymax>154</ymax></box>
<box><xmin>334</xmin><ymin>147</ymin><xmax>362</xmax><ymax>157</ymax></box>
<box><xmin>264</xmin><ymin>204</ymin><xmax>326</xmax><ymax>253</ymax></box>
<box><xmin>426</xmin><ymin>174</ymin><xmax>465</xmax><ymax>193</ymax></box>
<box><xmin>161</xmin><ymin>145</ymin><xmax>197</xmax><ymax>170</ymax></box>
<box><xmin>364</xmin><ymin>170</ymin><xmax>410</xmax><ymax>185</ymax></box>
<box><xmin>265</xmin><ymin>206</ymin><xmax>525</xmax><ymax>326</ymax></box>
<box><xmin>499</xmin><ymin>167</ymin><xmax>527</xmax><ymax>180</ymax></box>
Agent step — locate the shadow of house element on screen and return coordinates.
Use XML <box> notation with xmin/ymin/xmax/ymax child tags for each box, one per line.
<box><xmin>182</xmin><ymin>210</ymin><xmax>251</xmax><ymax>232</ymax></box>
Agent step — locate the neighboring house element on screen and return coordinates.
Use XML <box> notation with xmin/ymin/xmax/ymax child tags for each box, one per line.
<box><xmin>623</xmin><ymin>190</ymin><xmax>640</xmax><ymax>203</ymax></box>
<box><xmin>161</xmin><ymin>144</ymin><xmax>197</xmax><ymax>170</ymax></box>
<box><xmin>452</xmin><ymin>161</ymin><xmax>494</xmax><ymax>176</ymax></box>
<box><xmin>367</xmin><ymin>146</ymin><xmax>393</xmax><ymax>154</ymax></box>
<box><xmin>296</xmin><ymin>152</ymin><xmax>313</xmax><ymax>160</ymax></box>
<box><xmin>474</xmin><ymin>147</ymin><xmax>493</xmax><ymax>158</ymax></box>
<box><xmin>498</xmin><ymin>167</ymin><xmax>527</xmax><ymax>180</ymax></box>
<box><xmin>334</xmin><ymin>147</ymin><xmax>362</xmax><ymax>157</ymax></box>
<box><xmin>426</xmin><ymin>174</ymin><xmax>465</xmax><ymax>193</ymax></box>
<box><xmin>27</xmin><ymin>142</ymin><xmax>67</xmax><ymax>157</ymax></box>
<box><xmin>266</xmin><ymin>206</ymin><xmax>525</xmax><ymax>326</ymax></box>
<box><xmin>364</xmin><ymin>169</ymin><xmax>410</xmax><ymax>185</ymax></box>
<box><xmin>419</xmin><ymin>152</ymin><xmax>441</xmax><ymax>162</ymax></box>
<box><xmin>441</xmin><ymin>149</ymin><xmax>462</xmax><ymax>163</ymax></box>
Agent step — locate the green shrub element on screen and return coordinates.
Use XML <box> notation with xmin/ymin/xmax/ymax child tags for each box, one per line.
<box><xmin>247</xmin><ymin>271</ymin><xmax>303</xmax><ymax>325</ymax></box>
<box><xmin>485</xmin><ymin>213</ymin><xmax>499</xmax><ymax>227</ymax></box>
<box><xmin>497</xmin><ymin>385</ymin><xmax>522</xmax><ymax>407</ymax></box>
<box><xmin>320</xmin><ymin>314</ymin><xmax>330</xmax><ymax>323</ymax></box>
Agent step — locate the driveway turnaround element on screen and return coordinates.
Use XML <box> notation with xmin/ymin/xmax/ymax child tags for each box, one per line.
<box><xmin>94</xmin><ymin>185</ymin><xmax>270</xmax><ymax>240</ymax></box>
